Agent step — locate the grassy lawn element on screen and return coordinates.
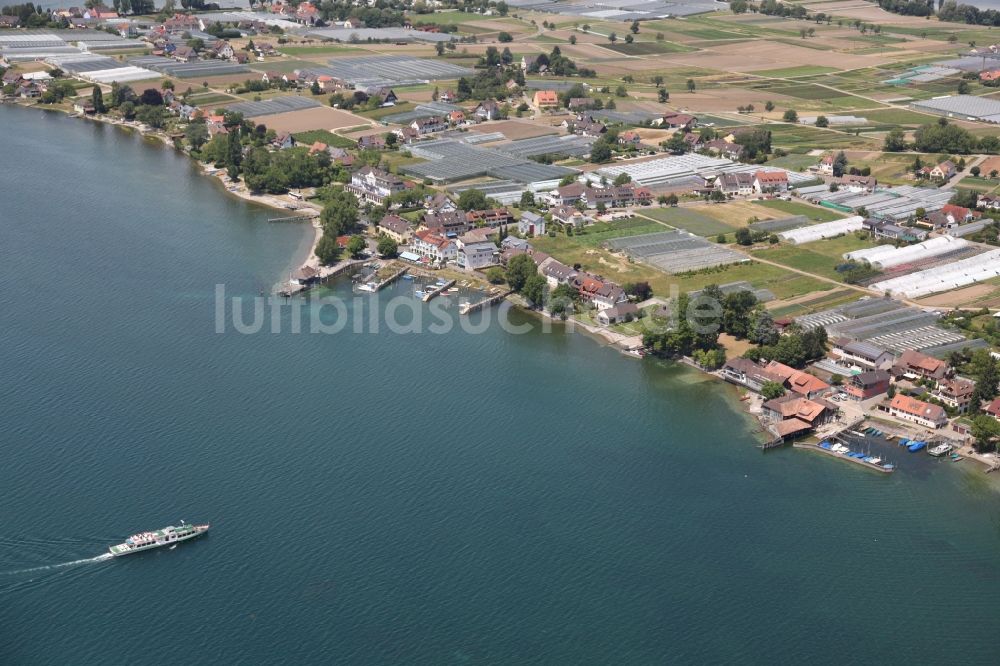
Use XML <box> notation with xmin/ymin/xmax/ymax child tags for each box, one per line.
<box><xmin>955</xmin><ymin>177</ymin><xmax>999</xmax><ymax>192</ymax></box>
<box><xmin>750</xmin><ymin>234</ymin><xmax>876</xmax><ymax>281</ymax></box>
<box><xmin>292</xmin><ymin>129</ymin><xmax>356</xmax><ymax>148</ymax></box>
<box><xmin>755</xmin><ymin>65</ymin><xmax>840</xmax><ymax>78</ymax></box>
<box><xmin>636</xmin><ymin>207</ymin><xmax>733</xmax><ymax>236</ymax></box>
<box><xmin>750</xmin><ymin>199</ymin><xmax>846</xmax><ymax>222</ymax></box>
<box><xmin>530</xmin><ymin>230</ymin><xmax>827</xmax><ymax>300</ymax></box>
<box><xmin>541</xmin><ymin>219</ymin><xmax>666</xmax><ymax>248</ymax></box>
<box><xmin>765</xmin><ymin>153</ymin><xmax>820</xmax><ymax>172</ymax></box>
<box><xmin>698</xmin><ymin>200</ymin><xmax>778</xmax><ymax>226</ymax></box>
<box><xmin>186</xmin><ymin>92</ymin><xmax>238</xmax><ymax>105</ymax></box>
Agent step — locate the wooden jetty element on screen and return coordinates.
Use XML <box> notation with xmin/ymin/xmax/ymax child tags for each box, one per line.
<box><xmin>460</xmin><ymin>289</ymin><xmax>512</xmax><ymax>315</ymax></box>
<box><xmin>422</xmin><ymin>279</ymin><xmax>455</xmax><ymax>303</ymax></box>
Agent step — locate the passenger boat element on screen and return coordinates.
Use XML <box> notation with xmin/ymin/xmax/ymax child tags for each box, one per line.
<box><xmin>109</xmin><ymin>523</ymin><xmax>209</xmax><ymax>557</ymax></box>
<box><xmin>928</xmin><ymin>443</ymin><xmax>953</xmax><ymax>457</ymax></box>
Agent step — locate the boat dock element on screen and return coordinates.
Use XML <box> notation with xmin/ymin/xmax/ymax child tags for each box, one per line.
<box><xmin>268</xmin><ymin>214</ymin><xmax>317</xmax><ymax>223</ymax></box>
<box><xmin>793</xmin><ymin>442</ymin><xmax>894</xmax><ymax>474</ymax></box>
<box><xmin>374</xmin><ymin>266</ymin><xmax>409</xmax><ymax>291</ymax></box>
<box><xmin>460</xmin><ymin>289</ymin><xmax>512</xmax><ymax>315</ymax></box>
<box><xmin>422</xmin><ymin>279</ymin><xmax>455</xmax><ymax>302</ymax></box>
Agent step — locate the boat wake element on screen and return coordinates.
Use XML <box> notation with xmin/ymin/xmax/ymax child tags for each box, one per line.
<box><xmin>2</xmin><ymin>552</ymin><xmax>113</xmax><ymax>576</ymax></box>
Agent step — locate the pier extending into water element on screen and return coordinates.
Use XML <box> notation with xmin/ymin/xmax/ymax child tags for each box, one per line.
<box><xmin>422</xmin><ymin>279</ymin><xmax>455</xmax><ymax>302</ymax></box>
<box><xmin>268</xmin><ymin>214</ymin><xmax>317</xmax><ymax>223</ymax></box>
<box><xmin>460</xmin><ymin>290</ymin><xmax>512</xmax><ymax>315</ymax></box>
<box><xmin>375</xmin><ymin>267</ymin><xmax>409</xmax><ymax>291</ymax></box>
<box><xmin>793</xmin><ymin>442</ymin><xmax>894</xmax><ymax>474</ymax></box>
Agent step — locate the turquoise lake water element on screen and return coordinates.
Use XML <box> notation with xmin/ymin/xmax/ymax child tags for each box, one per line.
<box><xmin>2</xmin><ymin>105</ymin><xmax>1000</xmax><ymax>664</ymax></box>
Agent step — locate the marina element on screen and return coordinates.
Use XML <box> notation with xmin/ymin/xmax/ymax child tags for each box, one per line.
<box><xmin>794</xmin><ymin>441</ymin><xmax>895</xmax><ymax>473</ymax></box>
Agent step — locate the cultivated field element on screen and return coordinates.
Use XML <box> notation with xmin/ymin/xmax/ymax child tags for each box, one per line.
<box><xmin>250</xmin><ymin>107</ymin><xmax>370</xmax><ymax>133</ymax></box>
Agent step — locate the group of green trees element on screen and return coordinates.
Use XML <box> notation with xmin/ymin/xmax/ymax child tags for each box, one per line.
<box><xmin>744</xmin><ymin>326</ymin><xmax>828</xmax><ymax>369</ymax></box>
<box><xmin>643</xmin><ymin>293</ymin><xmax>723</xmax><ymax>363</ymax></box>
<box><xmin>453</xmin><ymin>65</ymin><xmax>524</xmax><ymax>102</ymax></box>
<box><xmin>505</xmin><ymin>254</ymin><xmax>547</xmax><ymax>307</ymax></box>
<box><xmin>523</xmin><ymin>46</ymin><xmax>596</xmax><ymax>78</ymax></box>
<box><xmin>316</xmin><ymin>188</ymin><xmax>362</xmax><ymax>265</ymax></box>
<box><xmin>885</xmin><ymin>119</ymin><xmax>1000</xmax><ymax>155</ymax></box>
<box><xmin>879</xmin><ymin>0</ymin><xmax>1000</xmax><ymax>26</ymax></box>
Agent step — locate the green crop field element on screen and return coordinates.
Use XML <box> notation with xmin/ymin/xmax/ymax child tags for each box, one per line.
<box><xmin>861</xmin><ymin>108</ymin><xmax>937</xmax><ymax>124</ymax></box>
<box><xmin>772</xmin><ymin>84</ymin><xmax>846</xmax><ymax>100</ymax></box>
<box><xmin>765</xmin><ymin>154</ymin><xmax>819</xmax><ymax>172</ymax></box>
<box><xmin>603</xmin><ymin>41</ymin><xmax>694</xmax><ymax>55</ymax></box>
<box><xmin>751</xmin><ymin>199</ymin><xmax>846</xmax><ymax>222</ymax></box>
<box><xmin>637</xmin><ymin>207</ymin><xmax>733</xmax><ymax>236</ymax></box>
<box><xmin>755</xmin><ymin>65</ymin><xmax>840</xmax><ymax>78</ymax></box>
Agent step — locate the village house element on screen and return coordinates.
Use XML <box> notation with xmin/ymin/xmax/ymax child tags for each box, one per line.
<box><xmin>455</xmin><ymin>237</ymin><xmax>498</xmax><ymax>270</ymax></box>
<box><xmin>618</xmin><ymin>130</ymin><xmax>642</xmax><ymax>147</ymax></box>
<box><xmin>582</xmin><ymin>184</ymin><xmax>653</xmax><ymax>208</ymax></box>
<box><xmin>83</xmin><ymin>5</ymin><xmax>117</xmax><ymax>20</ymax></box>
<box><xmin>715</xmin><ymin>172</ymin><xmax>755</xmax><ymax>197</ymax></box>
<box><xmin>843</xmin><ymin>370</ymin><xmax>891</xmax><ymax>401</ymax></box>
<box><xmin>550</xmin><ymin>205</ymin><xmax>590</xmax><ymax>228</ymax></box>
<box><xmin>474</xmin><ymin>99</ymin><xmax>501</xmax><ymax>121</ymax></box>
<box><xmin>518</xmin><ymin>211</ymin><xmax>545</xmax><ymax>236</ymax></box>
<box><xmin>863</xmin><ymin>219</ymin><xmax>927</xmax><ymax>242</ymax></box>
<box><xmin>721</xmin><ymin>358</ymin><xmax>791</xmax><ymax>393</ymax></box>
<box><xmin>574</xmin><ymin>274</ymin><xmax>627</xmax><ymax>310</ymax></box>
<box><xmin>703</xmin><ymin>139</ymin><xmax>743</xmax><ymax>160</ymax></box>
<box><xmin>940</xmin><ymin>203</ymin><xmax>976</xmax><ymax>224</ymax></box>
<box><xmin>393</xmin><ymin>127</ymin><xmax>420</xmax><ymax>144</ymax></box>
<box><xmin>378</xmin><ymin>214</ymin><xmax>412</xmax><ymax>244</ymax></box>
<box><xmin>762</xmin><ymin>394</ymin><xmax>835</xmax><ymax>439</ymax></box>
<box><xmin>367</xmin><ymin>87</ymin><xmax>397</xmax><ymax>105</ymax></box>
<box><xmin>294</xmin><ymin>1</ymin><xmax>320</xmax><ymax>25</ymax></box>
<box><xmin>567</xmin><ymin>97</ymin><xmax>595</xmax><ymax>111</ymax></box>
<box><xmin>753</xmin><ymin>171</ymin><xmax>789</xmax><ymax>194</ymax></box>
<box><xmin>438</xmin><ymin>89</ymin><xmax>455</xmax><ymax>103</ymax></box>
<box><xmin>357</xmin><ymin>134</ymin><xmax>386</xmax><ymax>150</ymax></box>
<box><xmin>411</xmin><ymin>116</ymin><xmax>448</xmax><ymax>135</ymax></box>
<box><xmin>682</xmin><ymin>132</ymin><xmax>704</xmax><ymax>151</ymax></box>
<box><xmin>765</xmin><ymin>361</ymin><xmax>831</xmax><ymax>399</ymax></box>
<box><xmin>422</xmin><ymin>209</ymin><xmax>472</xmax><ymax>236</ymax></box>
<box><xmin>538</xmin><ymin>257</ymin><xmax>578</xmax><ymax>288</ymax></box>
<box><xmin>271</xmin><ymin>132</ymin><xmax>295</xmax><ymax>150</ymax></box>
<box><xmin>0</xmin><ymin>14</ymin><xmax>21</xmax><ymax>27</ymax></box>
<box><xmin>449</xmin><ymin>110</ymin><xmax>466</xmax><ymax>125</ymax></box>
<box><xmin>977</xmin><ymin>193</ymin><xmax>1000</xmax><ymax>211</ymax></box>
<box><xmin>837</xmin><ymin>174</ymin><xmax>877</xmax><ymax>193</ymax></box>
<box><xmin>830</xmin><ymin>338</ymin><xmax>895</xmax><ymax>371</ymax></box>
<box><xmin>521</xmin><ymin>55</ymin><xmax>539</xmax><ymax>71</ymax></box>
<box><xmin>549</xmin><ymin>181</ymin><xmax>586</xmax><ymax>206</ymax></box>
<box><xmin>986</xmin><ymin>397</ymin><xmax>1000</xmax><ymax>422</ymax></box>
<box><xmin>597</xmin><ymin>302</ymin><xmax>639</xmax><ymax>326</ymax></box>
<box><xmin>818</xmin><ymin>154</ymin><xmax>835</xmax><ymax>175</ymax></box>
<box><xmin>411</xmin><ymin>229</ymin><xmax>457</xmax><ymax>263</ymax></box>
<box><xmin>291</xmin><ymin>265</ymin><xmax>320</xmax><ymax>286</ymax></box>
<box><xmin>888</xmin><ymin>394</ymin><xmax>948</xmax><ymax>429</ymax></box>
<box><xmin>163</xmin><ymin>13</ymin><xmax>200</xmax><ymax>32</ymax></box>
<box><xmin>893</xmin><ymin>349</ymin><xmax>950</xmax><ymax>381</ymax></box>
<box><xmin>171</xmin><ymin>46</ymin><xmax>197</xmax><ymax>63</ymax></box>
<box><xmin>533</xmin><ymin>90</ymin><xmax>559</xmax><ymax>109</ymax></box>
<box><xmin>932</xmin><ymin>377</ymin><xmax>975</xmax><ymax>414</ymax></box>
<box><xmin>929</xmin><ymin>160</ymin><xmax>956</xmax><ymax>181</ymax></box>
<box><xmin>569</xmin><ymin>114</ymin><xmax>606</xmax><ymax>137</ymax></box>
<box><xmin>2</xmin><ymin>70</ymin><xmax>23</xmax><ymax>87</ymax></box>
<box><xmin>466</xmin><ymin>208</ymin><xmax>513</xmax><ymax>228</ymax></box>
<box><xmin>658</xmin><ymin>112</ymin><xmax>697</xmax><ymax>130</ymax></box>
<box><xmin>72</xmin><ymin>100</ymin><xmax>96</xmax><ymax>115</ymax></box>
<box><xmin>424</xmin><ymin>192</ymin><xmax>457</xmax><ymax>212</ymax></box>
<box><xmin>211</xmin><ymin>40</ymin><xmax>234</xmax><ymax>60</ymax></box>
<box><xmin>345</xmin><ymin>167</ymin><xmax>407</xmax><ymax>206</ymax></box>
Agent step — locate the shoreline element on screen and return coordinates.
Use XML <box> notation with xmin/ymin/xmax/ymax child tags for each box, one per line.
<box><xmin>7</xmin><ymin>100</ymin><xmax>999</xmax><ymax>478</ymax></box>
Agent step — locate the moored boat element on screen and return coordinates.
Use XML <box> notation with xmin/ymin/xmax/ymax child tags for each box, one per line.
<box><xmin>109</xmin><ymin>523</ymin><xmax>209</xmax><ymax>557</ymax></box>
<box><xmin>908</xmin><ymin>441</ymin><xmax>927</xmax><ymax>453</ymax></box>
<box><xmin>928</xmin><ymin>443</ymin><xmax>953</xmax><ymax>457</ymax></box>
